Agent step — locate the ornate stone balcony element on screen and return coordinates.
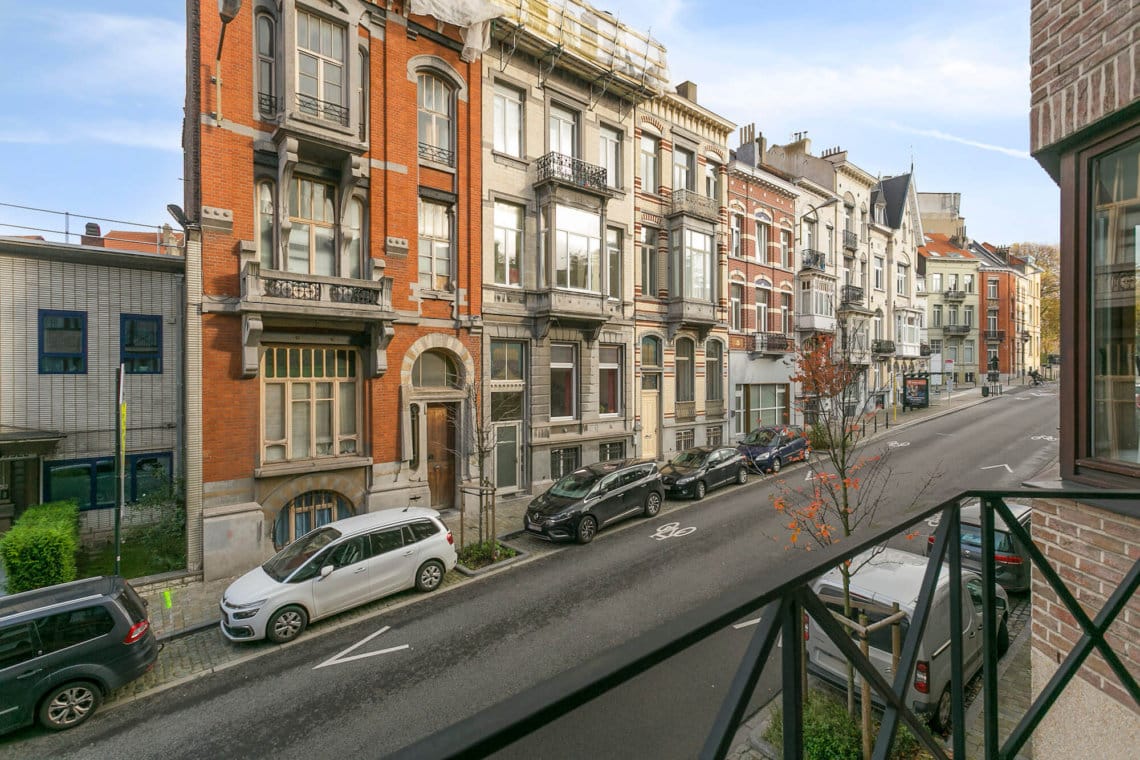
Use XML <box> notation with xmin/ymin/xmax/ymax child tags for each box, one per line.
<box><xmin>666</xmin><ymin>297</ymin><xmax>718</xmax><ymax>341</ymax></box>
<box><xmin>668</xmin><ymin>189</ymin><xmax>720</xmax><ymax>223</ymax></box>
<box><xmin>528</xmin><ymin>288</ymin><xmax>621</xmax><ymax>342</ymax></box>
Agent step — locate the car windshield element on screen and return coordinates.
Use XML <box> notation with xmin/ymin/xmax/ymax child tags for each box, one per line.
<box><xmin>741</xmin><ymin>429</ymin><xmax>777</xmax><ymax>445</ymax></box>
<box><xmin>961</xmin><ymin>525</ymin><xmax>1013</xmax><ymax>553</ymax></box>
<box><xmin>549</xmin><ymin>469</ymin><xmax>601</xmax><ymax>499</ymax></box>
<box><xmin>672</xmin><ymin>450</ymin><xmax>707</xmax><ymax>467</ymax></box>
<box><xmin>262</xmin><ymin>527</ymin><xmax>342</xmax><ymax>581</ymax></box>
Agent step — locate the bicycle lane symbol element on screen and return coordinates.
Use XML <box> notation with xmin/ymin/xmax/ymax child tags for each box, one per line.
<box><xmin>651</xmin><ymin>522</ymin><xmax>696</xmax><ymax>541</ymax></box>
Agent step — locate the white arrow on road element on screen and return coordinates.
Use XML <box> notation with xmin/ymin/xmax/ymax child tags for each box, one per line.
<box><xmin>981</xmin><ymin>464</ymin><xmax>1013</xmax><ymax>473</ymax></box>
<box><xmin>314</xmin><ymin>625</ymin><xmax>409</xmax><ymax>669</ymax></box>
<box><xmin>732</xmin><ymin>618</ymin><xmax>782</xmax><ymax>646</ymax></box>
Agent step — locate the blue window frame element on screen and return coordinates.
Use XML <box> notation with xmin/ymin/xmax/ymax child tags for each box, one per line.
<box><xmin>121</xmin><ymin>314</ymin><xmax>162</xmax><ymax>374</ymax></box>
<box><xmin>44</xmin><ymin>452</ymin><xmax>173</xmax><ymax>510</ymax></box>
<box><xmin>39</xmin><ymin>310</ymin><xmax>87</xmax><ymax>374</ymax></box>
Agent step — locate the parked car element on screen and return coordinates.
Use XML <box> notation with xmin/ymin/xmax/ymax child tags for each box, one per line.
<box><xmin>737</xmin><ymin>425</ymin><xmax>810</xmax><ymax>473</ymax></box>
<box><xmin>806</xmin><ymin>548</ymin><xmax>1009</xmax><ymax>732</ymax></box>
<box><xmin>660</xmin><ymin>446</ymin><xmax>749</xmax><ymax>499</ymax></box>
<box><xmin>524</xmin><ymin>459</ymin><xmax>663</xmax><ymax>544</ymax></box>
<box><xmin>925</xmin><ymin>501</ymin><xmax>1033</xmax><ymax>592</ymax></box>
<box><xmin>0</xmin><ymin>575</ymin><xmax>158</xmax><ymax>734</ymax></box>
<box><xmin>220</xmin><ymin>508</ymin><xmax>456</xmax><ymax>643</ymax></box>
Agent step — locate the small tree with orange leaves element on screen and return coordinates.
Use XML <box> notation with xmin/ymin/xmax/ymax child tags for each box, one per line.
<box><xmin>774</xmin><ymin>333</ymin><xmax>936</xmax><ymax>717</ymax></box>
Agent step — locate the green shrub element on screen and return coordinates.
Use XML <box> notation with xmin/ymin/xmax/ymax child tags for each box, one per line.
<box><xmin>0</xmin><ymin>500</ymin><xmax>80</xmax><ymax>593</ymax></box>
<box><xmin>808</xmin><ymin>424</ymin><xmax>833</xmax><ymax>451</ymax></box>
<box><xmin>457</xmin><ymin>540</ymin><xmax>517</xmax><ymax>570</ymax></box>
<box><xmin>125</xmin><ymin>477</ymin><xmax>186</xmax><ymax>574</ymax></box>
<box><xmin>763</xmin><ymin>688</ymin><xmax>929</xmax><ymax>760</ymax></box>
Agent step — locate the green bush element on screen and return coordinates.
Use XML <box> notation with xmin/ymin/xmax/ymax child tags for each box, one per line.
<box><xmin>808</xmin><ymin>424</ymin><xmax>833</xmax><ymax>451</ymax></box>
<box><xmin>0</xmin><ymin>500</ymin><xmax>80</xmax><ymax>593</ymax></box>
<box><xmin>457</xmin><ymin>540</ymin><xmax>517</xmax><ymax>570</ymax></box>
<box><xmin>125</xmin><ymin>477</ymin><xmax>186</xmax><ymax>573</ymax></box>
<box><xmin>763</xmin><ymin>688</ymin><xmax>928</xmax><ymax>760</ymax></box>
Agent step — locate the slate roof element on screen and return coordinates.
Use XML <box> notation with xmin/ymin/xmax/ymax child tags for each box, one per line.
<box><xmin>870</xmin><ymin>173</ymin><xmax>913</xmax><ymax>229</ymax></box>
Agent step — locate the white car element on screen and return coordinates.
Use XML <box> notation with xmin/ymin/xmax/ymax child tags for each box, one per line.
<box><xmin>220</xmin><ymin>508</ymin><xmax>457</xmax><ymax>643</ymax></box>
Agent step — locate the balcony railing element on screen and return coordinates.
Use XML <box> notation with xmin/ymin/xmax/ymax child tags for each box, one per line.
<box><xmin>675</xmin><ymin>401</ymin><xmax>696</xmax><ymax>421</ymax></box>
<box><xmin>670</xmin><ymin>189</ymin><xmax>720</xmax><ymax>222</ymax></box>
<box><xmin>747</xmin><ymin>332</ymin><xmax>794</xmax><ymax>355</ymax></box>
<box><xmin>257</xmin><ymin>92</ymin><xmax>279</xmax><ymax>117</ymax></box>
<box><xmin>296</xmin><ymin>93</ymin><xmax>349</xmax><ymax>126</ymax></box>
<box><xmin>801</xmin><ymin>249</ymin><xmax>827</xmax><ymax>271</ymax></box>
<box><xmin>943</xmin><ymin>289</ymin><xmax>966</xmax><ymax>300</ymax></box>
<box><xmin>843</xmin><ymin>229</ymin><xmax>858</xmax><ymax>251</ymax></box>
<box><xmin>920</xmin><ymin>343</ymin><xmax>932</xmax><ymax>356</ymax></box>
<box><xmin>242</xmin><ymin>264</ymin><xmax>394</xmax><ymax>313</ymax></box>
<box><xmin>705</xmin><ymin>399</ymin><xmax>724</xmax><ymax>419</ymax></box>
<box><xmin>840</xmin><ymin>285</ymin><xmax>865</xmax><ymax>306</ymax></box>
<box><xmin>944</xmin><ymin>324</ymin><xmax>971</xmax><ymax>335</ymax></box>
<box><xmin>418</xmin><ymin>142</ymin><xmax>455</xmax><ymax>167</ymax></box>
<box><xmin>984</xmin><ymin>330</ymin><xmax>1006</xmax><ymax>342</ymax></box>
<box><xmin>872</xmin><ymin>339</ymin><xmax>896</xmax><ymax>355</ymax></box>
<box><xmin>389</xmin><ymin>488</ymin><xmax>1140</xmax><ymax>760</ymax></box>
<box><xmin>535</xmin><ymin>152</ymin><xmax>608</xmax><ymax>193</ymax></box>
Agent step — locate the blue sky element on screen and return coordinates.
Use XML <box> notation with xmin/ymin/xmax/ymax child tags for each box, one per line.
<box><xmin>0</xmin><ymin>0</ymin><xmax>1058</xmax><ymax>244</ymax></box>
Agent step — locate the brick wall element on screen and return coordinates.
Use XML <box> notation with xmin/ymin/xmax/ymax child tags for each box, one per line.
<box><xmin>1032</xmin><ymin>499</ymin><xmax>1140</xmax><ymax>711</ymax></box>
<box><xmin>1029</xmin><ymin>0</ymin><xmax>1140</xmax><ymax>154</ymax></box>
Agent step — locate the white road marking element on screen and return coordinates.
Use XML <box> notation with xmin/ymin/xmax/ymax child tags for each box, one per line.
<box><xmin>1031</xmin><ymin>434</ymin><xmax>1059</xmax><ymax>442</ymax></box>
<box><xmin>313</xmin><ymin>625</ymin><xmax>410</xmax><ymax>670</ymax></box>
<box><xmin>732</xmin><ymin>618</ymin><xmax>782</xmax><ymax>645</ymax></box>
<box><xmin>651</xmin><ymin>522</ymin><xmax>696</xmax><ymax>541</ymax></box>
<box><xmin>936</xmin><ymin>433</ymin><xmax>953</xmax><ymax>438</ymax></box>
<box><xmin>981</xmin><ymin>464</ymin><xmax>1014</xmax><ymax>473</ymax></box>
<box><xmin>887</xmin><ymin>440</ymin><xmax>911</xmax><ymax>448</ymax></box>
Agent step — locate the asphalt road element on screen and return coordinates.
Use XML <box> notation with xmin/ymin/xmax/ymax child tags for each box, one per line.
<box><xmin>2</xmin><ymin>387</ymin><xmax>1058</xmax><ymax>760</ymax></box>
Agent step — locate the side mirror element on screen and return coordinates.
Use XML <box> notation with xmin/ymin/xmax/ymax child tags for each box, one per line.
<box><xmin>319</xmin><ymin>564</ymin><xmax>334</xmax><ymax>580</ymax></box>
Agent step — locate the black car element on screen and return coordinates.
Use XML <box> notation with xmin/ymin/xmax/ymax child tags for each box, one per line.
<box><xmin>0</xmin><ymin>576</ymin><xmax>158</xmax><ymax>734</ymax></box>
<box><xmin>660</xmin><ymin>446</ymin><xmax>748</xmax><ymax>499</ymax></box>
<box><xmin>524</xmin><ymin>459</ymin><xmax>664</xmax><ymax>544</ymax></box>
<box><xmin>737</xmin><ymin>425</ymin><xmax>810</xmax><ymax>474</ymax></box>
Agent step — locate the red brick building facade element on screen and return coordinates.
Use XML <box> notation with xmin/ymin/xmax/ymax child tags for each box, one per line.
<box><xmin>185</xmin><ymin>1</ymin><xmax>483</xmax><ymax>578</ymax></box>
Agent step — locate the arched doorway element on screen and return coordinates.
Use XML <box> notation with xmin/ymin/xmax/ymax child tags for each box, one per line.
<box><xmin>413</xmin><ymin>349</ymin><xmax>462</xmax><ymax>509</ymax></box>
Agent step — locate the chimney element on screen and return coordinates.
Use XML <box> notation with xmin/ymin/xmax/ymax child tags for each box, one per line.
<box><xmin>675</xmin><ymin>80</ymin><xmax>698</xmax><ymax>103</ymax></box>
<box><xmin>81</xmin><ymin>222</ymin><xmax>104</xmax><ymax>248</ymax></box>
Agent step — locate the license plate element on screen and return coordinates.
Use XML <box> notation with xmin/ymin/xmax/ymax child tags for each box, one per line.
<box><xmin>527</xmin><ymin>520</ymin><xmax>542</xmax><ymax>531</ymax></box>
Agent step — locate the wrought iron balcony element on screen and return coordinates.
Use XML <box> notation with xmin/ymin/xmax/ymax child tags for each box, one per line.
<box><xmin>920</xmin><ymin>343</ymin><xmax>932</xmax><ymax>356</ymax></box>
<box><xmin>747</xmin><ymin>332</ymin><xmax>794</xmax><ymax>355</ymax></box>
<box><xmin>296</xmin><ymin>93</ymin><xmax>349</xmax><ymax>126</ymax></box>
<box><xmin>388</xmin><ymin>488</ymin><xmax>1140</xmax><ymax>760</ymax></box>
<box><xmin>843</xmin><ymin>229</ymin><xmax>858</xmax><ymax>251</ymax></box>
<box><xmin>705</xmin><ymin>399</ymin><xmax>725</xmax><ymax>419</ymax></box>
<box><xmin>257</xmin><ymin>92</ymin><xmax>279</xmax><ymax>117</ymax></box>
<box><xmin>944</xmin><ymin>324</ymin><xmax>971</xmax><ymax>336</ymax></box>
<box><xmin>840</xmin><ymin>285</ymin><xmax>865</xmax><ymax>306</ymax></box>
<box><xmin>418</xmin><ymin>142</ymin><xmax>455</xmax><ymax>167</ymax></box>
<box><xmin>675</xmin><ymin>401</ymin><xmax>696</xmax><ymax>421</ymax></box>
<box><xmin>535</xmin><ymin>152</ymin><xmax>608</xmax><ymax>193</ymax></box>
<box><xmin>943</xmin><ymin>289</ymin><xmax>966</xmax><ymax>300</ymax></box>
<box><xmin>872</xmin><ymin>339</ymin><xmax>896</xmax><ymax>355</ymax></box>
<box><xmin>984</xmin><ymin>329</ymin><xmax>1006</xmax><ymax>342</ymax></box>
<box><xmin>801</xmin><ymin>249</ymin><xmax>827</xmax><ymax>271</ymax></box>
<box><xmin>669</xmin><ymin>189</ymin><xmax>720</xmax><ymax>223</ymax></box>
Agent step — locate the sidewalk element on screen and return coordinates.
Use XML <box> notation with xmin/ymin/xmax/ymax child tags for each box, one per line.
<box><xmin>111</xmin><ymin>380</ymin><xmax>1041</xmax><ymax>714</ymax></box>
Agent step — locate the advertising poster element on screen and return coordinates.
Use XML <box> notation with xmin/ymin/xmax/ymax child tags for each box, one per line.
<box><xmin>904</xmin><ymin>376</ymin><xmax>930</xmax><ymax>409</ymax></box>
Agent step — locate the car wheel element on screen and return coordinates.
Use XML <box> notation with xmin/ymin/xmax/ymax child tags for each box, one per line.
<box><xmin>416</xmin><ymin>559</ymin><xmax>445</xmax><ymax>592</ymax></box>
<box><xmin>736</xmin><ymin>467</ymin><xmax>748</xmax><ymax>485</ymax></box>
<box><xmin>770</xmin><ymin>457</ymin><xmax>782</xmax><ymax>474</ymax></box>
<box><xmin>693</xmin><ymin>481</ymin><xmax>707</xmax><ymax>500</ymax></box>
<box><xmin>39</xmin><ymin>681</ymin><xmax>102</xmax><ymax>731</ymax></box>
<box><xmin>998</xmin><ymin>618</ymin><xmax>1010</xmax><ymax>656</ymax></box>
<box><xmin>267</xmin><ymin>605</ymin><xmax>308</xmax><ymax>644</ymax></box>
<box><xmin>643</xmin><ymin>491</ymin><xmax>662</xmax><ymax>517</ymax></box>
<box><xmin>576</xmin><ymin>515</ymin><xmax>598</xmax><ymax>544</ymax></box>
<box><xmin>933</xmin><ymin>684</ymin><xmax>953</xmax><ymax>733</ymax></box>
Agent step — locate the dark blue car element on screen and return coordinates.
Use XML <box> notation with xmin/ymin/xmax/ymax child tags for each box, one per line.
<box><xmin>737</xmin><ymin>425</ymin><xmax>810</xmax><ymax>473</ymax></box>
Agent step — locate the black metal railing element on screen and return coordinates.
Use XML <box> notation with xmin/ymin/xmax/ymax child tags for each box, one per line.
<box><xmin>871</xmin><ymin>339</ymin><xmax>896</xmax><ymax>354</ymax></box>
<box><xmin>944</xmin><ymin>324</ymin><xmax>970</xmax><ymax>335</ymax></box>
<box><xmin>840</xmin><ymin>285</ymin><xmax>865</xmax><ymax>305</ymax></box>
<box><xmin>943</xmin><ymin>289</ymin><xmax>966</xmax><ymax>300</ymax></box>
<box><xmin>388</xmin><ymin>489</ymin><xmax>1140</xmax><ymax>760</ymax></box>
<box><xmin>418</xmin><ymin>142</ymin><xmax>455</xmax><ymax>167</ymax></box>
<box><xmin>984</xmin><ymin>329</ymin><xmax>1006</xmax><ymax>342</ymax></box>
<box><xmin>801</xmin><ymin>249</ymin><xmax>826</xmax><ymax>271</ymax></box>
<box><xmin>843</xmin><ymin>229</ymin><xmax>858</xmax><ymax>251</ymax></box>
<box><xmin>296</xmin><ymin>93</ymin><xmax>349</xmax><ymax>126</ymax></box>
<box><xmin>535</xmin><ymin>152</ymin><xmax>608</xmax><ymax>192</ymax></box>
<box><xmin>257</xmin><ymin>92</ymin><xmax>279</xmax><ymax>117</ymax></box>
<box><xmin>920</xmin><ymin>343</ymin><xmax>931</xmax><ymax>356</ymax></box>
<box><xmin>748</xmin><ymin>332</ymin><xmax>793</xmax><ymax>354</ymax></box>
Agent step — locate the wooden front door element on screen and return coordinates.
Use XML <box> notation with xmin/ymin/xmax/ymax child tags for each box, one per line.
<box><xmin>641</xmin><ymin>391</ymin><xmax>660</xmax><ymax>460</ymax></box>
<box><xmin>426</xmin><ymin>403</ymin><xmax>456</xmax><ymax>509</ymax></box>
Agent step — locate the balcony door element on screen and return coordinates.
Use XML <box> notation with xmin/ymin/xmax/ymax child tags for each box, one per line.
<box><xmin>494</xmin><ymin>421</ymin><xmax>521</xmax><ymax>494</ymax></box>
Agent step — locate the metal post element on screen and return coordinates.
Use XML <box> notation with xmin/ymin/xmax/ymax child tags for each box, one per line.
<box><xmin>114</xmin><ymin>364</ymin><xmax>126</xmax><ymax>576</ymax></box>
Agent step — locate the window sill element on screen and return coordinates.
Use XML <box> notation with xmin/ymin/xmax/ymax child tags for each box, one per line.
<box><xmin>420</xmin><ymin>158</ymin><xmax>456</xmax><ymax>174</ymax></box>
<box><xmin>255</xmin><ymin>456</ymin><xmax>372</xmax><ymax>479</ymax></box>
<box><xmin>491</xmin><ymin>151</ymin><xmax>529</xmax><ymax>170</ymax></box>
<box><xmin>421</xmin><ymin>289</ymin><xmax>456</xmax><ymax>301</ymax></box>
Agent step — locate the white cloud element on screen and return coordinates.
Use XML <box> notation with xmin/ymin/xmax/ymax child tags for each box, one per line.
<box><xmin>874</xmin><ymin>120</ymin><xmax>1030</xmax><ymax>160</ymax></box>
<box><xmin>0</xmin><ymin>119</ymin><xmax>180</xmax><ymax>152</ymax></box>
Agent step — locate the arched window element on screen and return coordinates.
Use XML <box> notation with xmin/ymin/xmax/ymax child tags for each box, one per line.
<box><xmin>675</xmin><ymin>337</ymin><xmax>694</xmax><ymax>403</ymax></box>
<box><xmin>257</xmin><ymin>181</ymin><xmax>275</xmax><ymax>269</ymax></box>
<box><xmin>417</xmin><ymin>73</ymin><xmax>453</xmax><ymax>165</ymax></box>
<box><xmin>256</xmin><ymin>13</ymin><xmax>276</xmax><ymax>116</ymax></box>
<box><xmin>413</xmin><ymin>350</ymin><xmax>461</xmax><ymax>388</ymax></box>
<box><xmin>274</xmin><ymin>490</ymin><xmax>352</xmax><ymax>548</ymax></box>
<box><xmin>641</xmin><ymin>335</ymin><xmax>661</xmax><ymax>390</ymax></box>
<box><xmin>705</xmin><ymin>341</ymin><xmax>723</xmax><ymax>402</ymax></box>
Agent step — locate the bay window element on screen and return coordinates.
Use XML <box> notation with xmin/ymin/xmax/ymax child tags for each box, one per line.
<box><xmin>553</xmin><ymin>205</ymin><xmax>601</xmax><ymax>292</ymax></box>
<box><xmin>671</xmin><ymin>228</ymin><xmax>713</xmax><ymax>301</ymax></box>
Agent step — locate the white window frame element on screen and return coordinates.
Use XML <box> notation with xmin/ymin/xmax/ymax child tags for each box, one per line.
<box><xmin>673</xmin><ymin>147</ymin><xmax>694</xmax><ymax>191</ymax></box>
<box><xmin>417</xmin><ymin>73</ymin><xmax>453</xmax><ymax>159</ymax></box>
<box><xmin>873</xmin><ymin>256</ymin><xmax>885</xmax><ymax>290</ymax></box>
<box><xmin>781</xmin><ymin>230</ymin><xmax>792</xmax><ymax>268</ymax></box>
<box><xmin>755</xmin><ymin>218</ymin><xmax>770</xmax><ymax>263</ymax></box>
<box><xmin>287</xmin><ymin>176</ymin><xmax>337</xmax><ymax>275</ymax></box>
<box><xmin>674</xmin><ymin>228</ymin><xmax>713</xmax><ymax>301</ymax></box>
<box><xmin>598</xmin><ymin>345</ymin><xmax>622</xmax><ymax>417</ymax></box>
<box><xmin>599</xmin><ymin>125</ymin><xmax>621</xmax><ymax>188</ymax></box>
<box><xmin>549</xmin><ymin>104</ymin><xmax>577</xmax><ymax>157</ymax></box>
<box><xmin>296</xmin><ymin>10</ymin><xmax>346</xmax><ymax>116</ymax></box>
<box><xmin>418</xmin><ymin>198</ymin><xmax>452</xmax><ymax>291</ymax></box>
<box><xmin>262</xmin><ymin>346</ymin><xmax>360</xmax><ymax>464</ymax></box>
<box><xmin>730</xmin><ymin>283</ymin><xmax>743</xmax><ymax>331</ymax></box>
<box><xmin>550</xmin><ymin>343</ymin><xmax>577</xmax><ymax>421</ymax></box>
<box><xmin>493</xmin><ymin>201</ymin><xmax>523</xmax><ymax>287</ymax></box>
<box><xmin>492</xmin><ymin>83</ymin><xmax>523</xmax><ymax>157</ymax></box>
<box><xmin>755</xmin><ymin>286</ymin><xmax>770</xmax><ymax>333</ymax></box>
<box><xmin>553</xmin><ymin>205</ymin><xmax>601</xmax><ymax>293</ymax></box>
<box><xmin>896</xmin><ymin>263</ymin><xmax>907</xmax><ymax>295</ymax></box>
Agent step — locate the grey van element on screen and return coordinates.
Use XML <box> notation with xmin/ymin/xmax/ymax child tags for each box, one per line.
<box><xmin>807</xmin><ymin>548</ymin><xmax>1008</xmax><ymax>732</ymax></box>
<box><xmin>0</xmin><ymin>576</ymin><xmax>158</xmax><ymax>734</ymax></box>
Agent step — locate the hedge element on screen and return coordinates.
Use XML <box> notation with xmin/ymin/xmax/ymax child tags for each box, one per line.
<box><xmin>0</xmin><ymin>500</ymin><xmax>80</xmax><ymax>594</ymax></box>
